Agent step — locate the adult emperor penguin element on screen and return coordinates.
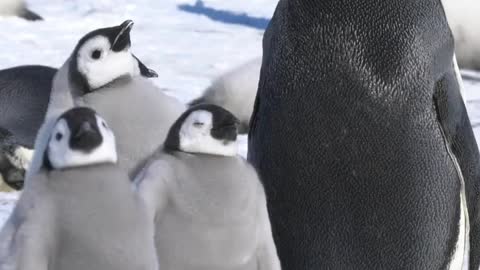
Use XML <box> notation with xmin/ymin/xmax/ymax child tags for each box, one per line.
<box><xmin>248</xmin><ymin>0</ymin><xmax>480</xmax><ymax>269</ymax></box>
<box><xmin>0</xmin><ymin>0</ymin><xmax>42</xmax><ymax>21</ymax></box>
<box><xmin>0</xmin><ymin>65</ymin><xmax>55</xmax><ymax>189</ymax></box>
<box><xmin>134</xmin><ymin>104</ymin><xmax>281</xmax><ymax>270</ymax></box>
<box><xmin>189</xmin><ymin>58</ymin><xmax>261</xmax><ymax>134</ymax></box>
<box><xmin>0</xmin><ymin>107</ymin><xmax>158</xmax><ymax>270</ymax></box>
<box><xmin>28</xmin><ymin>20</ymin><xmax>185</xmax><ymax>180</ymax></box>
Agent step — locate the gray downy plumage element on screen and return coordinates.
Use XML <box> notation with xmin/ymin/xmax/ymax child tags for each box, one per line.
<box><xmin>0</xmin><ymin>108</ymin><xmax>158</xmax><ymax>270</ymax></box>
<box><xmin>0</xmin><ymin>165</ymin><xmax>159</xmax><ymax>270</ymax></box>
<box><xmin>135</xmin><ymin>153</ymin><xmax>280</xmax><ymax>270</ymax></box>
<box><xmin>77</xmin><ymin>76</ymin><xmax>185</xmax><ymax>178</ymax></box>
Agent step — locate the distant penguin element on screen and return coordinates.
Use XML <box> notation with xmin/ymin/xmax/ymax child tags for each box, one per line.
<box><xmin>248</xmin><ymin>0</ymin><xmax>479</xmax><ymax>269</ymax></box>
<box><xmin>189</xmin><ymin>58</ymin><xmax>261</xmax><ymax>134</ymax></box>
<box><xmin>0</xmin><ymin>0</ymin><xmax>43</xmax><ymax>21</ymax></box>
<box><xmin>443</xmin><ymin>0</ymin><xmax>480</xmax><ymax>70</ymax></box>
<box><xmin>29</xmin><ymin>20</ymin><xmax>185</xmax><ymax>179</ymax></box>
<box><xmin>135</xmin><ymin>104</ymin><xmax>281</xmax><ymax>270</ymax></box>
<box><xmin>0</xmin><ymin>107</ymin><xmax>158</xmax><ymax>270</ymax></box>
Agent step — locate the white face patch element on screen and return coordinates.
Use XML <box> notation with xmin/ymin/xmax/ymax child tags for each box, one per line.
<box><xmin>76</xmin><ymin>36</ymin><xmax>139</xmax><ymax>90</ymax></box>
<box><xmin>179</xmin><ymin>110</ymin><xmax>238</xmax><ymax>157</ymax></box>
<box><xmin>47</xmin><ymin>115</ymin><xmax>117</xmax><ymax>170</ymax></box>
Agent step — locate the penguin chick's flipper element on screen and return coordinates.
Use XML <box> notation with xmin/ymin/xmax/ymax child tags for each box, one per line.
<box><xmin>255</xmin><ymin>184</ymin><xmax>282</xmax><ymax>270</ymax></box>
<box><xmin>134</xmin><ymin>159</ymin><xmax>173</xmax><ymax>219</ymax></box>
<box><xmin>133</xmin><ymin>55</ymin><xmax>158</xmax><ymax>78</ymax></box>
<box><xmin>19</xmin><ymin>8</ymin><xmax>43</xmax><ymax>21</ymax></box>
<box><xmin>433</xmin><ymin>62</ymin><xmax>480</xmax><ymax>269</ymax></box>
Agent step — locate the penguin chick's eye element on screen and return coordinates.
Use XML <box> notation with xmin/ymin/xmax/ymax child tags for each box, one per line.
<box><xmin>193</xmin><ymin>122</ymin><xmax>204</xmax><ymax>128</ymax></box>
<box><xmin>55</xmin><ymin>133</ymin><xmax>63</xmax><ymax>141</ymax></box>
<box><xmin>102</xmin><ymin>121</ymin><xmax>107</xmax><ymax>128</ymax></box>
<box><xmin>91</xmin><ymin>49</ymin><xmax>102</xmax><ymax>60</ymax></box>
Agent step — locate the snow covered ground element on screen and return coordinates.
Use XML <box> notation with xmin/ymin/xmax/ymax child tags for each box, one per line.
<box><xmin>1</xmin><ymin>0</ymin><xmax>480</xmax><ymax>227</ymax></box>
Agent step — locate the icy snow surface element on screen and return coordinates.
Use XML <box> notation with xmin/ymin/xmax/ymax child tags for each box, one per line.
<box><xmin>1</xmin><ymin>0</ymin><xmax>480</xmax><ymax>227</ymax></box>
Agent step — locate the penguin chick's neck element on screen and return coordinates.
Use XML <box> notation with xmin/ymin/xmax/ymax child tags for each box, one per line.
<box><xmin>68</xmin><ymin>54</ymin><xmax>139</xmax><ymax>97</ymax></box>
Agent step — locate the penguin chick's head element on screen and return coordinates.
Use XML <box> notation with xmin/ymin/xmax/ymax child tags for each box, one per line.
<box><xmin>44</xmin><ymin>107</ymin><xmax>117</xmax><ymax>170</ymax></box>
<box><xmin>69</xmin><ymin>20</ymin><xmax>158</xmax><ymax>93</ymax></box>
<box><xmin>164</xmin><ymin>104</ymin><xmax>240</xmax><ymax>156</ymax></box>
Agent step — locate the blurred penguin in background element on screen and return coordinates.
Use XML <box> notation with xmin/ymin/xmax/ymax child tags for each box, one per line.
<box><xmin>0</xmin><ymin>0</ymin><xmax>42</xmax><ymax>21</ymax></box>
<box><xmin>442</xmin><ymin>0</ymin><xmax>480</xmax><ymax>70</ymax></box>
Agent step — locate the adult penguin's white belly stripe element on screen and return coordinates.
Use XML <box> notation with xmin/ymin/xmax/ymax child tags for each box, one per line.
<box><xmin>448</xmin><ymin>55</ymin><xmax>470</xmax><ymax>270</ymax></box>
<box><xmin>454</xmin><ymin>55</ymin><xmax>467</xmax><ymax>103</ymax></box>
<box><xmin>438</xmin><ymin>125</ymin><xmax>470</xmax><ymax>270</ymax></box>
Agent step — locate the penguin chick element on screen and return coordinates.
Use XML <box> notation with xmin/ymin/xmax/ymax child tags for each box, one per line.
<box><xmin>135</xmin><ymin>104</ymin><xmax>281</xmax><ymax>270</ymax></box>
<box><xmin>0</xmin><ymin>107</ymin><xmax>158</xmax><ymax>270</ymax></box>
<box><xmin>65</xmin><ymin>20</ymin><xmax>184</xmax><ymax>178</ymax></box>
<box><xmin>28</xmin><ymin>20</ymin><xmax>168</xmax><ymax>177</ymax></box>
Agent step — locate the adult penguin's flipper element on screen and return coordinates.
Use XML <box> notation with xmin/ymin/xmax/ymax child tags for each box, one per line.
<box><xmin>434</xmin><ymin>58</ymin><xmax>480</xmax><ymax>269</ymax></box>
<box><xmin>19</xmin><ymin>8</ymin><xmax>43</xmax><ymax>21</ymax></box>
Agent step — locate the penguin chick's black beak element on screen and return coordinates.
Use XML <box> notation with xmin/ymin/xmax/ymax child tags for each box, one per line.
<box><xmin>134</xmin><ymin>55</ymin><xmax>159</xmax><ymax>78</ymax></box>
<box><xmin>70</xmin><ymin>122</ymin><xmax>103</xmax><ymax>152</ymax></box>
<box><xmin>111</xmin><ymin>20</ymin><xmax>134</xmax><ymax>52</ymax></box>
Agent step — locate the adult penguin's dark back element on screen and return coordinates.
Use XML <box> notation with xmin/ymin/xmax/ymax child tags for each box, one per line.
<box><xmin>0</xmin><ymin>65</ymin><xmax>56</xmax><ymax>148</ymax></box>
<box><xmin>248</xmin><ymin>0</ymin><xmax>480</xmax><ymax>269</ymax></box>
